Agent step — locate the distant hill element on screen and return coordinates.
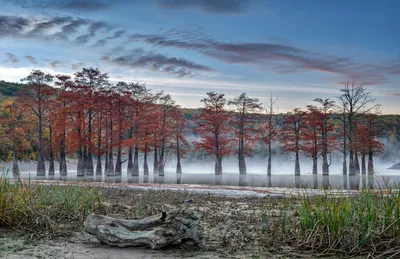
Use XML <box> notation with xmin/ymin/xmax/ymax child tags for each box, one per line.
<box><xmin>0</xmin><ymin>80</ymin><xmax>27</xmax><ymax>98</ymax></box>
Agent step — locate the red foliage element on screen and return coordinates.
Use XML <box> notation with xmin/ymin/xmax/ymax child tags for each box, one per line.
<box><xmin>194</xmin><ymin>92</ymin><xmax>233</xmax><ymax>159</ymax></box>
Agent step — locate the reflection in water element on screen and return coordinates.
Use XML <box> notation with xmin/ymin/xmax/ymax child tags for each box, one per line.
<box><xmin>215</xmin><ymin>174</ymin><xmax>222</xmax><ymax>185</ymax></box>
<box><xmin>239</xmin><ymin>174</ymin><xmax>247</xmax><ymax>186</ymax></box>
<box><xmin>158</xmin><ymin>175</ymin><xmax>165</xmax><ymax>184</ymax></box>
<box><xmin>361</xmin><ymin>175</ymin><xmax>367</xmax><ymax>189</ymax></box>
<box><xmin>349</xmin><ymin>175</ymin><xmax>360</xmax><ymax>190</ymax></box>
<box><xmin>105</xmin><ymin>176</ymin><xmax>114</xmax><ymax>183</ymax></box>
<box><xmin>313</xmin><ymin>175</ymin><xmax>318</xmax><ymax>189</ymax></box>
<box><xmin>322</xmin><ymin>175</ymin><xmax>330</xmax><ymax>190</ymax></box>
<box><xmin>9</xmin><ymin>169</ymin><xmax>400</xmax><ymax>190</ymax></box>
<box><xmin>295</xmin><ymin>175</ymin><xmax>300</xmax><ymax>188</ymax></box>
<box><xmin>343</xmin><ymin>174</ymin><xmax>348</xmax><ymax>190</ymax></box>
<box><xmin>128</xmin><ymin>176</ymin><xmax>139</xmax><ymax>184</ymax></box>
<box><xmin>368</xmin><ymin>174</ymin><xmax>374</xmax><ymax>189</ymax></box>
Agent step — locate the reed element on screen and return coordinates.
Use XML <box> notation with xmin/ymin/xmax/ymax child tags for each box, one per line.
<box><xmin>0</xmin><ymin>175</ymin><xmax>101</xmax><ymax>235</ymax></box>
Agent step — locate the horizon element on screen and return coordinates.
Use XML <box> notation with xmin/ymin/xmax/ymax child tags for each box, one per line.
<box><xmin>1</xmin><ymin>0</ymin><xmax>399</xmax><ymax>113</ymax></box>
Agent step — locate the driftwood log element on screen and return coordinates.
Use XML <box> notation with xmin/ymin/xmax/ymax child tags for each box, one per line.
<box><xmin>84</xmin><ymin>201</ymin><xmax>203</xmax><ymax>249</ymax></box>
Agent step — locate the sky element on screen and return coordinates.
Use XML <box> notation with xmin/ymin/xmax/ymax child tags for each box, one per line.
<box><xmin>0</xmin><ymin>0</ymin><xmax>400</xmax><ymax>113</ymax></box>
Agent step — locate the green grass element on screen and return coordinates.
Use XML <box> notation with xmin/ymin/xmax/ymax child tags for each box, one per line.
<box><xmin>262</xmin><ymin>187</ymin><xmax>400</xmax><ymax>256</ymax></box>
<box><xmin>0</xmin><ymin>176</ymin><xmax>101</xmax><ymax>235</ymax></box>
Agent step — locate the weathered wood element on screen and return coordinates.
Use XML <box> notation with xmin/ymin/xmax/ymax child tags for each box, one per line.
<box><xmin>84</xmin><ymin>201</ymin><xmax>203</xmax><ymax>249</ymax></box>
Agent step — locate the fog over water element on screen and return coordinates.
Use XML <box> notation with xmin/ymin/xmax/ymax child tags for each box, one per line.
<box><xmin>2</xmin><ymin>152</ymin><xmax>400</xmax><ymax>190</ymax></box>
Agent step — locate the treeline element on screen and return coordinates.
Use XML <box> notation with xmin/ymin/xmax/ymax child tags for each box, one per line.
<box><xmin>0</xmin><ymin>80</ymin><xmax>26</xmax><ymax>97</ymax></box>
<box><xmin>0</xmin><ymin>68</ymin><xmax>386</xmax><ymax>176</ymax></box>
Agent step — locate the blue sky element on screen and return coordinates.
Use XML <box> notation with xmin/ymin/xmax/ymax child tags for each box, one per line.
<box><xmin>0</xmin><ymin>0</ymin><xmax>399</xmax><ymax>113</ymax></box>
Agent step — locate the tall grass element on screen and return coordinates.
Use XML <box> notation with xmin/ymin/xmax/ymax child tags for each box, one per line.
<box><xmin>263</xmin><ymin>187</ymin><xmax>400</xmax><ymax>256</ymax></box>
<box><xmin>0</xmin><ymin>176</ymin><xmax>101</xmax><ymax>235</ymax></box>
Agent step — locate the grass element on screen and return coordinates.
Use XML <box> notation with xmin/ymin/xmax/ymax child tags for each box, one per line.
<box><xmin>0</xmin><ymin>175</ymin><xmax>101</xmax><ymax>236</ymax></box>
<box><xmin>261</xmin><ymin>186</ymin><xmax>400</xmax><ymax>257</ymax></box>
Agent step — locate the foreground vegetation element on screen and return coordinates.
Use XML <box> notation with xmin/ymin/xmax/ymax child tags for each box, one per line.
<box><xmin>262</xmin><ymin>187</ymin><xmax>400</xmax><ymax>257</ymax></box>
<box><xmin>0</xmin><ymin>176</ymin><xmax>101</xmax><ymax>235</ymax></box>
<box><xmin>3</xmin><ymin>177</ymin><xmax>400</xmax><ymax>257</ymax></box>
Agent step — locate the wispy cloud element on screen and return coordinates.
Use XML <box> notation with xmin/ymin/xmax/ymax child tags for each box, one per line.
<box><xmin>129</xmin><ymin>29</ymin><xmax>400</xmax><ymax>85</ymax></box>
<box><xmin>5</xmin><ymin>52</ymin><xmax>19</xmax><ymax>63</ymax></box>
<box><xmin>24</xmin><ymin>55</ymin><xmax>38</xmax><ymax>64</ymax></box>
<box><xmin>157</xmin><ymin>0</ymin><xmax>250</xmax><ymax>14</ymax></box>
<box><xmin>91</xmin><ymin>29</ymin><xmax>126</xmax><ymax>47</ymax></box>
<box><xmin>0</xmin><ymin>14</ymin><xmax>115</xmax><ymax>45</ymax></box>
<box><xmin>70</xmin><ymin>62</ymin><xmax>84</xmax><ymax>70</ymax></box>
<box><xmin>101</xmin><ymin>48</ymin><xmax>214</xmax><ymax>77</ymax></box>
<box><xmin>5</xmin><ymin>0</ymin><xmax>111</xmax><ymax>12</ymax></box>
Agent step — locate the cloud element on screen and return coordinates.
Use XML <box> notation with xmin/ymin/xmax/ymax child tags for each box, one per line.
<box><xmin>0</xmin><ymin>15</ymin><xmax>30</xmax><ymax>38</ymax></box>
<box><xmin>101</xmin><ymin>48</ymin><xmax>214</xmax><ymax>77</ymax></box>
<box><xmin>157</xmin><ymin>0</ymin><xmax>250</xmax><ymax>14</ymax></box>
<box><xmin>5</xmin><ymin>0</ymin><xmax>111</xmax><ymax>12</ymax></box>
<box><xmin>129</xmin><ymin>30</ymin><xmax>400</xmax><ymax>85</ymax></box>
<box><xmin>74</xmin><ymin>21</ymin><xmax>111</xmax><ymax>44</ymax></box>
<box><xmin>25</xmin><ymin>55</ymin><xmax>38</xmax><ymax>64</ymax></box>
<box><xmin>70</xmin><ymin>62</ymin><xmax>84</xmax><ymax>70</ymax></box>
<box><xmin>0</xmin><ymin>14</ymin><xmax>114</xmax><ymax>46</ymax></box>
<box><xmin>5</xmin><ymin>52</ymin><xmax>19</xmax><ymax>63</ymax></box>
<box><xmin>44</xmin><ymin>59</ymin><xmax>64</xmax><ymax>68</ymax></box>
<box><xmin>106</xmin><ymin>30</ymin><xmax>126</xmax><ymax>40</ymax></box>
<box><xmin>91</xmin><ymin>29</ymin><xmax>126</xmax><ymax>47</ymax></box>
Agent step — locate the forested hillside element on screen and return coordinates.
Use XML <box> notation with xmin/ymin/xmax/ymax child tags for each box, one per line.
<box><xmin>0</xmin><ymin>80</ymin><xmax>27</xmax><ymax>97</ymax></box>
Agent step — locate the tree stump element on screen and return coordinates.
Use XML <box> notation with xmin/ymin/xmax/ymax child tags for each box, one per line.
<box><xmin>84</xmin><ymin>201</ymin><xmax>203</xmax><ymax>249</ymax></box>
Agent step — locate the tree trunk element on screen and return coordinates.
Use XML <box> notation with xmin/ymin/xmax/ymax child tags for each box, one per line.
<box><xmin>312</xmin><ymin>157</ymin><xmax>317</xmax><ymax>175</ymax></box>
<box><xmin>342</xmin><ymin>153</ymin><xmax>347</xmax><ymax>175</ymax></box>
<box><xmin>86</xmin><ymin>110</ymin><xmax>94</xmax><ymax>176</ymax></box>
<box><xmin>132</xmin><ymin>146</ymin><xmax>139</xmax><ymax>176</ymax></box>
<box><xmin>294</xmin><ymin>151</ymin><xmax>300</xmax><ymax>176</ymax></box>
<box><xmin>59</xmin><ymin>127</ymin><xmax>67</xmax><ymax>176</ymax></box>
<box><xmin>77</xmin><ymin>146</ymin><xmax>85</xmax><ymax>177</ymax></box>
<box><xmin>12</xmin><ymin>144</ymin><xmax>19</xmax><ymax>176</ymax></box>
<box><xmin>36</xmin><ymin>116</ymin><xmax>46</xmax><ymax>176</ymax></box>
<box><xmin>349</xmin><ymin>151</ymin><xmax>356</xmax><ymax>175</ymax></box>
<box><xmin>159</xmin><ymin>143</ymin><xmax>165</xmax><ymax>176</ymax></box>
<box><xmin>143</xmin><ymin>152</ymin><xmax>149</xmax><ymax>175</ymax></box>
<box><xmin>115</xmin><ymin>147</ymin><xmax>122</xmax><ymax>175</ymax></box>
<box><xmin>176</xmin><ymin>157</ymin><xmax>182</xmax><ymax>174</ymax></box>
<box><xmin>48</xmin><ymin>125</ymin><xmax>55</xmax><ymax>176</ymax></box>
<box><xmin>127</xmin><ymin>146</ymin><xmax>133</xmax><ymax>174</ymax></box>
<box><xmin>361</xmin><ymin>152</ymin><xmax>366</xmax><ymax>175</ymax></box>
<box><xmin>238</xmin><ymin>133</ymin><xmax>246</xmax><ymax>174</ymax></box>
<box><xmin>215</xmin><ymin>156</ymin><xmax>222</xmax><ymax>175</ymax></box>
<box><xmin>83</xmin><ymin>146</ymin><xmax>88</xmax><ymax>175</ymax></box>
<box><xmin>104</xmin><ymin>152</ymin><xmax>109</xmax><ymax>176</ymax></box>
<box><xmin>322</xmin><ymin>128</ymin><xmax>329</xmax><ymax>175</ymax></box>
<box><xmin>267</xmin><ymin>142</ymin><xmax>272</xmax><ymax>176</ymax></box>
<box><xmin>96</xmin><ymin>155</ymin><xmax>102</xmax><ymax>176</ymax></box>
<box><xmin>368</xmin><ymin>149</ymin><xmax>374</xmax><ymax>174</ymax></box>
<box><xmin>84</xmin><ymin>202</ymin><xmax>203</xmax><ymax>249</ymax></box>
<box><xmin>238</xmin><ymin>153</ymin><xmax>246</xmax><ymax>175</ymax></box>
<box><xmin>355</xmin><ymin>152</ymin><xmax>360</xmax><ymax>174</ymax></box>
<box><xmin>176</xmin><ymin>136</ymin><xmax>182</xmax><ymax>174</ymax></box>
<box><xmin>153</xmin><ymin>147</ymin><xmax>159</xmax><ymax>173</ymax></box>
<box><xmin>107</xmin><ymin>148</ymin><xmax>114</xmax><ymax>176</ymax></box>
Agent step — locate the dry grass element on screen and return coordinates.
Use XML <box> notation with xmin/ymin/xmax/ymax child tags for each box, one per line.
<box><xmin>0</xmin><ymin>176</ymin><xmax>101</xmax><ymax>236</ymax></box>
<box><xmin>261</xmin><ymin>187</ymin><xmax>400</xmax><ymax>258</ymax></box>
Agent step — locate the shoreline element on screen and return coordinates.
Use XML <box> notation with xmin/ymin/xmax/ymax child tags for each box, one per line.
<box><xmin>9</xmin><ymin>178</ymin><xmax>364</xmax><ymax>198</ymax></box>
